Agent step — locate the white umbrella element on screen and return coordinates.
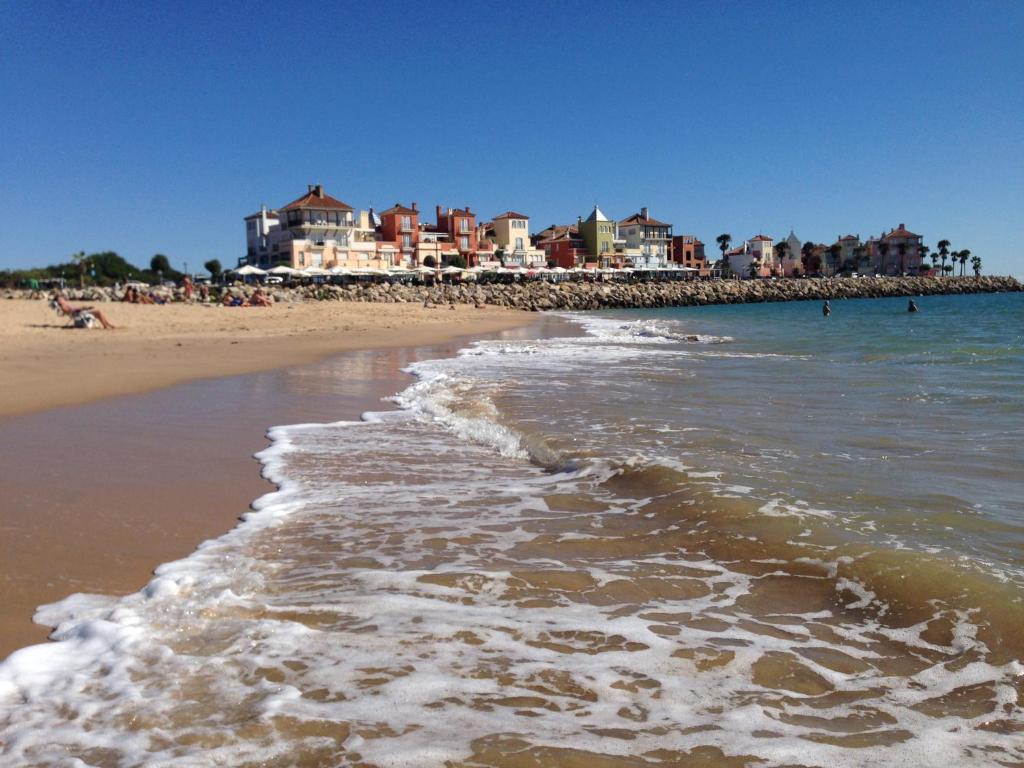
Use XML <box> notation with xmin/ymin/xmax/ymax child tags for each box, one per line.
<box><xmin>441</xmin><ymin>266</ymin><xmax>465</xmax><ymax>274</ymax></box>
<box><xmin>230</xmin><ymin>264</ymin><xmax>268</xmax><ymax>276</ymax></box>
<box><xmin>328</xmin><ymin>266</ymin><xmax>352</xmax><ymax>275</ymax></box>
<box><xmin>268</xmin><ymin>265</ymin><xmax>301</xmax><ymax>275</ymax></box>
<box><xmin>413</xmin><ymin>265</ymin><xmax>437</xmax><ymax>274</ymax></box>
<box><xmin>389</xmin><ymin>264</ymin><xmax>410</xmax><ymax>272</ymax></box>
<box><xmin>302</xmin><ymin>267</ymin><xmax>329</xmax><ymax>276</ymax></box>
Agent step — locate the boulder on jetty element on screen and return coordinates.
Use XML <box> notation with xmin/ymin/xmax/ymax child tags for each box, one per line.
<box><xmin>5</xmin><ymin>275</ymin><xmax>1020</xmax><ymax>312</ymax></box>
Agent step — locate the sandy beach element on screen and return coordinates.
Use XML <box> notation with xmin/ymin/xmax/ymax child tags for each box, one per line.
<box><xmin>0</xmin><ymin>298</ymin><xmax>533</xmax><ymax>419</ymax></box>
<box><xmin>0</xmin><ymin>298</ymin><xmax>543</xmax><ymax>657</ymax></box>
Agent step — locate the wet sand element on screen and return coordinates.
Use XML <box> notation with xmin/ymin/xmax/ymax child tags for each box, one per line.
<box><xmin>0</xmin><ymin>317</ymin><xmax>560</xmax><ymax>658</ymax></box>
<box><xmin>0</xmin><ymin>298</ymin><xmax>532</xmax><ymax>418</ymax></box>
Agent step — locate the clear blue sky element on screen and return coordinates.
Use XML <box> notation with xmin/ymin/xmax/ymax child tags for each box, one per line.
<box><xmin>2</xmin><ymin>0</ymin><xmax>1021</xmax><ymax>276</ymax></box>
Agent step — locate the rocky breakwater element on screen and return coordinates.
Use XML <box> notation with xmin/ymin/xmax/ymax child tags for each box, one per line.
<box><xmin>5</xmin><ymin>275</ymin><xmax>1019</xmax><ymax>312</ymax></box>
<box><xmin>282</xmin><ymin>275</ymin><xmax>1020</xmax><ymax>311</ymax></box>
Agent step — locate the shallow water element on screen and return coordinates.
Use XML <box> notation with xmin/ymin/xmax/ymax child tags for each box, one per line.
<box><xmin>1</xmin><ymin>292</ymin><xmax>1022</xmax><ymax>766</ymax></box>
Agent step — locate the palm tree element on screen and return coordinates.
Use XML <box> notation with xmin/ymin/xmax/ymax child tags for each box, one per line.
<box><xmin>930</xmin><ymin>252</ymin><xmax>939</xmax><ymax>273</ymax></box>
<box><xmin>918</xmin><ymin>244</ymin><xmax>930</xmax><ymax>274</ymax></box>
<box><xmin>748</xmin><ymin>258</ymin><xmax>761</xmax><ymax>279</ymax></box>
<box><xmin>937</xmin><ymin>239</ymin><xmax>951</xmax><ymax>276</ymax></box>
<box><xmin>896</xmin><ymin>242</ymin><xmax>908</xmax><ymax>275</ymax></box>
<box><xmin>958</xmin><ymin>249</ymin><xmax>970</xmax><ymax>276</ymax></box>
<box><xmin>878</xmin><ymin>242</ymin><xmax>890</xmax><ymax>274</ymax></box>
<box><xmin>775</xmin><ymin>241</ymin><xmax>789</xmax><ymax>273</ymax></box>
<box><xmin>827</xmin><ymin>244</ymin><xmax>842</xmax><ymax>276</ymax></box>
<box><xmin>971</xmin><ymin>255</ymin><xmax>982</xmax><ymax>276</ymax></box>
<box><xmin>801</xmin><ymin>241</ymin><xmax>818</xmax><ymax>274</ymax></box>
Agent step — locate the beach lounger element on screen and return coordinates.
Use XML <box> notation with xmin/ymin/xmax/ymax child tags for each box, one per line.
<box><xmin>50</xmin><ymin>298</ymin><xmax>99</xmax><ymax>329</ymax></box>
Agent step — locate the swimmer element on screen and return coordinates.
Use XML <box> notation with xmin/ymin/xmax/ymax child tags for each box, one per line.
<box><xmin>908</xmin><ymin>299</ymin><xmax>919</xmax><ymax>313</ymax></box>
<box><xmin>822</xmin><ymin>300</ymin><xmax>831</xmax><ymax>318</ymax></box>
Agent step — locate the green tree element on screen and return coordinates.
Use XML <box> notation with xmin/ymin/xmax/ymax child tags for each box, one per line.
<box><xmin>878</xmin><ymin>242</ymin><xmax>889</xmax><ymax>274</ymax></box>
<box><xmin>748</xmin><ymin>258</ymin><xmax>761</xmax><ymax>279</ymax></box>
<box><xmin>827</xmin><ymin>244</ymin><xmax>842</xmax><ymax>276</ymax></box>
<box><xmin>150</xmin><ymin>254</ymin><xmax>172</xmax><ymax>274</ymax></box>
<box><xmin>971</xmin><ymin>255</ymin><xmax>982</xmax><ymax>276</ymax></box>
<box><xmin>896</xmin><ymin>242</ymin><xmax>908</xmax><ymax>275</ymax></box>
<box><xmin>775</xmin><ymin>241</ymin><xmax>789</xmax><ymax>264</ymax></box>
<box><xmin>446</xmin><ymin>253</ymin><xmax>467</xmax><ymax>269</ymax></box>
<box><xmin>917</xmin><ymin>244</ymin><xmax>930</xmax><ymax>274</ymax></box>
<box><xmin>204</xmin><ymin>259</ymin><xmax>223</xmax><ymax>279</ymax></box>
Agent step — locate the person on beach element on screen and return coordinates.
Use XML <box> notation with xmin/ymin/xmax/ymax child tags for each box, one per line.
<box><xmin>53</xmin><ymin>293</ymin><xmax>116</xmax><ymax>329</ymax></box>
<box><xmin>181</xmin><ymin>275</ymin><xmax>194</xmax><ymax>301</ymax></box>
<box><xmin>822</xmin><ymin>300</ymin><xmax>831</xmax><ymax>318</ymax></box>
<box><xmin>249</xmin><ymin>287</ymin><xmax>272</xmax><ymax>307</ymax></box>
<box><xmin>908</xmin><ymin>299</ymin><xmax>919</xmax><ymax>313</ymax></box>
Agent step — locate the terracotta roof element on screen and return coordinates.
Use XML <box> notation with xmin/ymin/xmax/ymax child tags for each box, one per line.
<box><xmin>244</xmin><ymin>210</ymin><xmax>278</xmax><ymax>220</ymax></box>
<box><xmin>882</xmin><ymin>225</ymin><xmax>921</xmax><ymax>240</ymax></box>
<box><xmin>492</xmin><ymin>211</ymin><xmax>529</xmax><ymax>220</ymax></box>
<box><xmin>619</xmin><ymin>213</ymin><xmax>671</xmax><ymax>227</ymax></box>
<box><xmin>725</xmin><ymin>246</ymin><xmax>746</xmax><ymax>256</ymax></box>
<box><xmin>445</xmin><ymin>207</ymin><xmax>474</xmax><ymax>218</ymax></box>
<box><xmin>381</xmin><ymin>204</ymin><xmax>418</xmax><ymax>216</ymax></box>
<box><xmin>748</xmin><ymin>234</ymin><xmax>773</xmax><ymax>242</ymax></box>
<box><xmin>280</xmin><ymin>188</ymin><xmax>353</xmax><ymax>211</ymax></box>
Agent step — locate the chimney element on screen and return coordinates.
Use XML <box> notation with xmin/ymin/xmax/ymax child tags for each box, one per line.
<box><xmin>315</xmin><ymin>184</ymin><xmax>324</xmax><ymax>198</ymax></box>
<box><xmin>412</xmin><ymin>202</ymin><xmax>418</xmax><ymax>212</ymax></box>
<box><xmin>899</xmin><ymin>223</ymin><xmax>904</xmax><ymax>230</ymax></box>
<box><xmin>466</xmin><ymin>206</ymin><xmax>471</xmax><ymax>214</ymax></box>
<box><xmin>436</xmin><ymin>205</ymin><xmax>443</xmax><ymax>220</ymax></box>
<box><xmin>641</xmin><ymin>206</ymin><xmax>649</xmax><ymax>221</ymax></box>
<box><xmin>577</xmin><ymin>216</ymin><xmax>583</xmax><ymax>226</ymax></box>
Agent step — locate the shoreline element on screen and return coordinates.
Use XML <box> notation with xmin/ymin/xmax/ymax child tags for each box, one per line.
<box><xmin>0</xmin><ymin>300</ymin><xmax>534</xmax><ymax>418</ymax></box>
<box><xmin>0</xmin><ymin>312</ymin><xmax>562</xmax><ymax>659</ymax></box>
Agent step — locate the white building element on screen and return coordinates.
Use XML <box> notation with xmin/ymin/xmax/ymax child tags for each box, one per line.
<box><xmin>617</xmin><ymin>207</ymin><xmax>673</xmax><ymax>268</ymax></box>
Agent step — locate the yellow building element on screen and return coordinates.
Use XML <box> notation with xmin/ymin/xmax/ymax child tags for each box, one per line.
<box><xmin>490</xmin><ymin>211</ymin><xmax>546</xmax><ymax>267</ymax></box>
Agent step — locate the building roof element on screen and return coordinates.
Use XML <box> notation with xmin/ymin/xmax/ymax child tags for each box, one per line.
<box><xmin>882</xmin><ymin>224</ymin><xmax>921</xmax><ymax>240</ymax></box>
<box><xmin>381</xmin><ymin>203</ymin><xmax>418</xmax><ymax>216</ymax></box>
<box><xmin>244</xmin><ymin>209</ymin><xmax>278</xmax><ymax>220</ymax></box>
<box><xmin>619</xmin><ymin>212</ymin><xmax>671</xmax><ymax>227</ymax></box>
<box><xmin>492</xmin><ymin>211</ymin><xmax>529</xmax><ymax>220</ymax></box>
<box><xmin>838</xmin><ymin>234</ymin><xmax>859</xmax><ymax>241</ymax></box>
<box><xmin>585</xmin><ymin>205</ymin><xmax>610</xmax><ymax>223</ymax></box>
<box><xmin>280</xmin><ymin>186</ymin><xmax>353</xmax><ymax>211</ymax></box>
<box><xmin>725</xmin><ymin>246</ymin><xmax>746</xmax><ymax>256</ymax></box>
<box><xmin>748</xmin><ymin>234</ymin><xmax>773</xmax><ymax>242</ymax></box>
<box><xmin>445</xmin><ymin>207</ymin><xmax>474</xmax><ymax>218</ymax></box>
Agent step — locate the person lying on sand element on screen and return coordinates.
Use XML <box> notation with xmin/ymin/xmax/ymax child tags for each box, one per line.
<box><xmin>53</xmin><ymin>293</ymin><xmax>116</xmax><ymax>330</ymax></box>
<box><xmin>221</xmin><ymin>293</ymin><xmax>247</xmax><ymax>307</ymax></box>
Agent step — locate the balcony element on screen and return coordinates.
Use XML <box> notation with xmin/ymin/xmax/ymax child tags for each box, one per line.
<box><xmin>288</xmin><ymin>218</ymin><xmax>355</xmax><ymax>229</ymax></box>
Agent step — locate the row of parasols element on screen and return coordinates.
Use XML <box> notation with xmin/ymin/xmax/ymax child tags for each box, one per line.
<box><xmin>229</xmin><ymin>264</ymin><xmax>700</xmax><ymax>278</ymax></box>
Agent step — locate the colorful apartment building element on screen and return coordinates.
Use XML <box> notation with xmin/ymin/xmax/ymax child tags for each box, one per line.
<box><xmin>618</xmin><ymin>208</ymin><xmax>673</xmax><ymax>268</ymax></box>
<box><xmin>727</xmin><ymin>234</ymin><xmax>776</xmax><ymax>277</ymax></box>
<box><xmin>578</xmin><ymin>206</ymin><xmax>616</xmax><ymax>267</ymax></box>
<box><xmin>671</xmin><ymin>234</ymin><xmax>707</xmax><ymax>275</ymax></box>
<box><xmin>538</xmin><ymin>225</ymin><xmax>586</xmax><ymax>269</ymax></box>
<box><xmin>487</xmin><ymin>211</ymin><xmax>546</xmax><ymax>267</ymax></box>
<box><xmin>244</xmin><ymin>206</ymin><xmax>280</xmax><ymax>268</ymax></box>
<box><xmin>873</xmin><ymin>224</ymin><xmax>923</xmax><ymax>275</ymax></box>
<box><xmin>379</xmin><ymin>203</ymin><xmax>420</xmax><ymax>265</ymax></box>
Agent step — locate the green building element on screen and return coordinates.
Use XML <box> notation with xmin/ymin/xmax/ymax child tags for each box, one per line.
<box><xmin>577</xmin><ymin>205</ymin><xmax>616</xmax><ymax>265</ymax></box>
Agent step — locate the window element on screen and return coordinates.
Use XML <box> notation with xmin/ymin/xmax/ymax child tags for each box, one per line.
<box><xmin>402</xmin><ymin>234</ymin><xmax>412</xmax><ymax>248</ymax></box>
<box><xmin>299</xmin><ymin>254</ymin><xmax>305</xmax><ymax>266</ymax></box>
<box><xmin>460</xmin><ymin>219</ymin><xmax>470</xmax><ymax>233</ymax></box>
<box><xmin>339</xmin><ymin>233</ymin><xmax>349</xmax><ymax>247</ymax></box>
<box><xmin>401</xmin><ymin>215</ymin><xmax>412</xmax><ymax>231</ymax></box>
<box><xmin>515</xmin><ymin>237</ymin><xmax>524</xmax><ymax>250</ymax></box>
<box><xmin>460</xmin><ymin>235</ymin><xmax>470</xmax><ymax>250</ymax></box>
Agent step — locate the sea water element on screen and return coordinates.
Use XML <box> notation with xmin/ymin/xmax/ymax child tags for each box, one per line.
<box><xmin>1</xmin><ymin>292</ymin><xmax>1022</xmax><ymax>767</ymax></box>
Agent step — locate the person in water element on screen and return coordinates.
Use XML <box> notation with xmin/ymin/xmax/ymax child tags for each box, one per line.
<box><xmin>822</xmin><ymin>300</ymin><xmax>831</xmax><ymax>318</ymax></box>
<box><xmin>908</xmin><ymin>299</ymin><xmax>919</xmax><ymax>313</ymax></box>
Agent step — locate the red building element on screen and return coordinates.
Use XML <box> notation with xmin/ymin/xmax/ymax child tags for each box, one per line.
<box><xmin>436</xmin><ymin>205</ymin><xmax>478</xmax><ymax>262</ymax></box>
<box><xmin>380</xmin><ymin>203</ymin><xmax>420</xmax><ymax>264</ymax></box>
<box><xmin>538</xmin><ymin>225</ymin><xmax>586</xmax><ymax>269</ymax></box>
<box><xmin>671</xmin><ymin>234</ymin><xmax>707</xmax><ymax>275</ymax></box>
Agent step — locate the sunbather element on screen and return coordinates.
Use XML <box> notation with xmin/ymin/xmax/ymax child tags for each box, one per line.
<box><xmin>53</xmin><ymin>293</ymin><xmax>116</xmax><ymax>329</ymax></box>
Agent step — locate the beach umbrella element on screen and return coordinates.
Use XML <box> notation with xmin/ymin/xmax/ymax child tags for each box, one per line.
<box><xmin>302</xmin><ymin>267</ymin><xmax>329</xmax><ymax>276</ymax></box>
<box><xmin>413</xmin><ymin>265</ymin><xmax>437</xmax><ymax>274</ymax></box>
<box><xmin>328</xmin><ymin>266</ymin><xmax>352</xmax><ymax>275</ymax></box>
<box><xmin>268</xmin><ymin>265</ymin><xmax>301</xmax><ymax>275</ymax></box>
<box><xmin>230</xmin><ymin>264</ymin><xmax>268</xmax><ymax>276</ymax></box>
<box><xmin>551</xmin><ymin>267</ymin><xmax>568</xmax><ymax>274</ymax></box>
<box><xmin>441</xmin><ymin>266</ymin><xmax>465</xmax><ymax>274</ymax></box>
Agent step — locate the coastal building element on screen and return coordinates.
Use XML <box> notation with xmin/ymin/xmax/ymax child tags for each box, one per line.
<box><xmin>244</xmin><ymin>184</ymin><xmax>373</xmax><ymax>270</ymax></box>
<box><xmin>671</xmin><ymin>235</ymin><xmax>708</xmax><ymax>275</ymax></box>
<box><xmin>727</xmin><ymin>234</ymin><xmax>775</xmax><ymax>278</ymax></box>
<box><xmin>578</xmin><ymin>206</ymin><xmax>616</xmax><ymax>267</ymax></box>
<box><xmin>873</xmin><ymin>224</ymin><xmax>923</xmax><ymax>275</ymax></box>
<box><xmin>489</xmin><ymin>211</ymin><xmax>546</xmax><ymax>267</ymax></box>
<box><xmin>618</xmin><ymin>208</ymin><xmax>673</xmax><ymax>269</ymax></box>
<box><xmin>779</xmin><ymin>230</ymin><xmax>802</xmax><ymax>276</ymax></box>
<box><xmin>380</xmin><ymin>203</ymin><xmax>420</xmax><ymax>266</ymax></box>
<box><xmin>538</xmin><ymin>225</ymin><xmax>586</xmax><ymax>269</ymax></box>
<box><xmin>244</xmin><ymin>206</ymin><xmax>280</xmax><ymax>268</ymax></box>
